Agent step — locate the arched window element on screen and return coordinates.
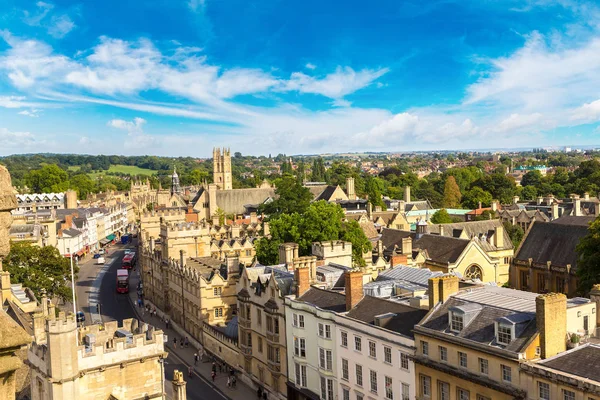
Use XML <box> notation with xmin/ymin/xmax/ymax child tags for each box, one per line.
<box><xmin>465</xmin><ymin>265</ymin><xmax>483</xmax><ymax>281</ymax></box>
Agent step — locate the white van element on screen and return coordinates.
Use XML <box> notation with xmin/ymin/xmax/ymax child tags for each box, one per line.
<box><xmin>96</xmin><ymin>257</ymin><xmax>105</xmax><ymax>265</ymax></box>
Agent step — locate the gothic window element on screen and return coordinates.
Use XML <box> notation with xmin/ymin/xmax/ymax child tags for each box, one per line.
<box><xmin>465</xmin><ymin>265</ymin><xmax>483</xmax><ymax>281</ymax></box>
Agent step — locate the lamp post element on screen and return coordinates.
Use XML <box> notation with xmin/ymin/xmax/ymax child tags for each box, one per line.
<box><xmin>67</xmin><ymin>247</ymin><xmax>77</xmax><ymax>317</ymax></box>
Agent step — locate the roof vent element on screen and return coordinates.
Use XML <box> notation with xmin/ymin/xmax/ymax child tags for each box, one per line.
<box><xmin>374</xmin><ymin>313</ymin><xmax>397</xmax><ymax>327</ymax></box>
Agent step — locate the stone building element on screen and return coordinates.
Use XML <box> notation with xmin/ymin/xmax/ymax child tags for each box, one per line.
<box><xmin>237</xmin><ymin>265</ymin><xmax>294</xmax><ymax>400</ymax></box>
<box><xmin>213</xmin><ymin>147</ymin><xmax>233</xmax><ymax>190</ymax></box>
<box><xmin>28</xmin><ymin>312</ymin><xmax>166</xmax><ymax>400</ymax></box>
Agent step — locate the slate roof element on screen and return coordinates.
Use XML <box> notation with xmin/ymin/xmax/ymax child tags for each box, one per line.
<box><xmin>550</xmin><ymin>215</ymin><xmax>595</xmax><ymax>226</ymax></box>
<box><xmin>306</xmin><ymin>185</ymin><xmax>330</xmax><ymax>199</ymax></box>
<box><xmin>380</xmin><ymin>228</ymin><xmax>414</xmax><ymax>252</ymax></box>
<box><xmin>61</xmin><ymin>228</ymin><xmax>82</xmax><ymax>237</ymax></box>
<box><xmin>297</xmin><ymin>287</ymin><xmax>347</xmax><ymax>312</ymax></box>
<box><xmin>417</xmin><ymin>286</ymin><xmax>539</xmax><ymax>355</ymax></box>
<box><xmin>345</xmin><ymin>296</ymin><xmax>427</xmax><ymax>338</ymax></box>
<box><xmin>515</xmin><ymin>220</ymin><xmax>590</xmax><ymax>270</ymax></box>
<box><xmin>427</xmin><ymin>219</ymin><xmax>514</xmax><ymax>250</ymax></box>
<box><xmin>215</xmin><ymin>187</ymin><xmax>276</xmax><ymax>214</ymax></box>
<box><xmin>540</xmin><ymin>344</ymin><xmax>600</xmax><ymax>382</ymax></box>
<box><xmin>414</xmin><ymin>234</ymin><xmax>470</xmax><ymax>264</ymax></box>
<box><xmin>314</xmin><ymin>185</ymin><xmax>339</xmax><ymax>201</ymax></box>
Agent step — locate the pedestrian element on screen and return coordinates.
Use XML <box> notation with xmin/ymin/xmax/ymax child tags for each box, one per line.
<box><xmin>211</xmin><ymin>371</ymin><xmax>216</xmax><ymax>382</ymax></box>
<box><xmin>218</xmin><ymin>362</ymin><xmax>222</xmax><ymax>373</ymax></box>
<box><xmin>227</xmin><ymin>376</ymin><xmax>231</xmax><ymax>388</ymax></box>
<box><xmin>188</xmin><ymin>366</ymin><xmax>193</xmax><ymax>378</ymax></box>
<box><xmin>173</xmin><ymin>337</ymin><xmax>177</xmax><ymax>349</ymax></box>
<box><xmin>232</xmin><ymin>376</ymin><xmax>236</xmax><ymax>388</ymax></box>
<box><xmin>212</xmin><ymin>362</ymin><xmax>217</xmax><ymax>375</ymax></box>
<box><xmin>194</xmin><ymin>353</ymin><xmax>198</xmax><ymax>365</ymax></box>
<box><xmin>257</xmin><ymin>387</ymin><xmax>263</xmax><ymax>399</ymax></box>
<box><xmin>180</xmin><ymin>338</ymin><xmax>184</xmax><ymax>348</ymax></box>
<box><xmin>230</xmin><ymin>367</ymin><xmax>234</xmax><ymax>377</ymax></box>
<box><xmin>262</xmin><ymin>391</ymin><xmax>267</xmax><ymax>400</ymax></box>
<box><xmin>184</xmin><ymin>336</ymin><xmax>189</xmax><ymax>348</ymax></box>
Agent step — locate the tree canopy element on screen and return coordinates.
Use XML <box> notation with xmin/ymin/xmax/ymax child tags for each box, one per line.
<box><xmin>430</xmin><ymin>209</ymin><xmax>453</xmax><ymax>224</ymax></box>
<box><xmin>576</xmin><ymin>218</ymin><xmax>600</xmax><ymax>293</ymax></box>
<box><xmin>260</xmin><ymin>174</ymin><xmax>313</xmax><ymax>217</ymax></box>
<box><xmin>442</xmin><ymin>176</ymin><xmax>462</xmax><ymax>208</ymax></box>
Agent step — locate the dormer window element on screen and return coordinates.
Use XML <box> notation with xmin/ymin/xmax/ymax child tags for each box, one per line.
<box><xmin>450</xmin><ymin>312</ymin><xmax>464</xmax><ymax>332</ymax></box>
<box><xmin>497</xmin><ymin>324</ymin><xmax>512</xmax><ymax>345</ymax></box>
<box><xmin>448</xmin><ymin>304</ymin><xmax>482</xmax><ymax>333</ymax></box>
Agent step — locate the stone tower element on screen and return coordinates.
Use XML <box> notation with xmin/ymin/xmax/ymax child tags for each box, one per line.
<box><xmin>171</xmin><ymin>166</ymin><xmax>181</xmax><ymax>196</ymax></box>
<box><xmin>212</xmin><ymin>148</ymin><xmax>232</xmax><ymax>190</ymax></box>
<box><xmin>65</xmin><ymin>189</ymin><xmax>78</xmax><ymax>209</ymax></box>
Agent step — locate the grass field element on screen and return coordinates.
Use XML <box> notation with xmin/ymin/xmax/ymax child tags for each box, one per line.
<box><xmin>67</xmin><ymin>166</ymin><xmax>81</xmax><ymax>171</ymax></box>
<box><xmin>85</xmin><ymin>164</ymin><xmax>158</xmax><ymax>179</ymax></box>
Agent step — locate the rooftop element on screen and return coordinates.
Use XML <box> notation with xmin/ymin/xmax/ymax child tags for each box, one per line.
<box><xmin>297</xmin><ymin>287</ymin><xmax>347</xmax><ymax>313</ymax></box>
<box><xmin>539</xmin><ymin>344</ymin><xmax>600</xmax><ymax>382</ymax></box>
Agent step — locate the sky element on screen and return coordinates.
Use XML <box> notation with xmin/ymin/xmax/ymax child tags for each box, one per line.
<box><xmin>2</xmin><ymin>0</ymin><xmax>600</xmax><ymax>157</ymax></box>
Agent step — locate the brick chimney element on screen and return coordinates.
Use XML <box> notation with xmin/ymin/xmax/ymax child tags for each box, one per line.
<box><xmin>64</xmin><ymin>214</ymin><xmax>73</xmax><ymax>228</ymax></box>
<box><xmin>491</xmin><ymin>200</ymin><xmax>499</xmax><ymax>212</ymax></box>
<box><xmin>428</xmin><ymin>275</ymin><xmax>459</xmax><ymax>309</ymax></box>
<box><xmin>250</xmin><ymin>212</ymin><xmax>258</xmax><ymax>224</ymax></box>
<box><xmin>404</xmin><ymin>186</ymin><xmax>411</xmax><ymax>203</ymax></box>
<box><xmin>294</xmin><ymin>266</ymin><xmax>310</xmax><ymax>297</ymax></box>
<box><xmin>401</xmin><ymin>237</ymin><xmax>412</xmax><ymax>256</ymax></box>
<box><xmin>345</xmin><ymin>270</ymin><xmax>364</xmax><ymax>311</ymax></box>
<box><xmin>493</xmin><ymin>225</ymin><xmax>504</xmax><ymax>248</ymax></box>
<box><xmin>574</xmin><ymin>195</ymin><xmax>582</xmax><ymax>217</ymax></box>
<box><xmin>346</xmin><ymin>177</ymin><xmax>356</xmax><ymax>200</ymax></box>
<box><xmin>536</xmin><ymin>293</ymin><xmax>567</xmax><ymax>359</ymax></box>
<box><xmin>551</xmin><ymin>202</ymin><xmax>560</xmax><ymax>220</ymax></box>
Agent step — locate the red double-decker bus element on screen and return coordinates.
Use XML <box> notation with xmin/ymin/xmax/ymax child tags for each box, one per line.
<box><xmin>116</xmin><ymin>269</ymin><xmax>129</xmax><ymax>293</ymax></box>
<box><xmin>122</xmin><ymin>253</ymin><xmax>136</xmax><ymax>269</ymax></box>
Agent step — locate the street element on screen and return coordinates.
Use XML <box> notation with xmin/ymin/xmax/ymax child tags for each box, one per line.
<box><xmin>76</xmin><ymin>240</ymin><xmax>226</xmax><ymax>400</ymax></box>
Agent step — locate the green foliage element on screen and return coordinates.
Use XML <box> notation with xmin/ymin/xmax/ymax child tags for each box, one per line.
<box><xmin>576</xmin><ymin>217</ymin><xmax>600</xmax><ymax>294</ymax></box>
<box><xmin>473</xmin><ymin>173</ymin><xmax>517</xmax><ymax>204</ymax></box>
<box><xmin>256</xmin><ymin>201</ymin><xmax>370</xmax><ymax>267</ymax></box>
<box><xmin>442</xmin><ymin>176</ymin><xmax>462</xmax><ymax>208</ymax></box>
<box><xmin>474</xmin><ymin>210</ymin><xmax>496</xmax><ymax>221</ymax></box>
<box><xmin>431</xmin><ymin>209</ymin><xmax>453</xmax><ymax>224</ymax></box>
<box><xmin>261</xmin><ymin>174</ymin><xmax>313</xmax><ymax>217</ymax></box>
<box><xmin>69</xmin><ymin>174</ymin><xmax>95</xmax><ymax>199</ymax></box>
<box><xmin>520</xmin><ymin>185</ymin><xmax>538</xmax><ymax>201</ymax></box>
<box><xmin>461</xmin><ymin>187</ymin><xmax>493</xmax><ymax>209</ymax></box>
<box><xmin>521</xmin><ymin>170</ymin><xmax>543</xmax><ymax>187</ymax></box>
<box><xmin>503</xmin><ymin>222</ymin><xmax>524</xmax><ymax>249</ymax></box>
<box><xmin>25</xmin><ymin>164</ymin><xmax>68</xmax><ymax>192</ymax></box>
<box><xmin>365</xmin><ymin>176</ymin><xmax>386</xmax><ymax>210</ymax></box>
<box><xmin>4</xmin><ymin>242</ymin><xmax>78</xmax><ymax>302</ymax></box>
<box><xmin>311</xmin><ymin>158</ymin><xmax>326</xmax><ymax>182</ymax></box>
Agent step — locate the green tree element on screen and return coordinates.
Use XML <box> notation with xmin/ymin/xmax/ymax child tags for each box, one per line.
<box><xmin>431</xmin><ymin>209</ymin><xmax>453</xmax><ymax>224</ymax></box>
<box><xmin>576</xmin><ymin>217</ymin><xmax>600</xmax><ymax>293</ymax></box>
<box><xmin>521</xmin><ymin>170</ymin><xmax>543</xmax><ymax>188</ymax></box>
<box><xmin>261</xmin><ymin>174</ymin><xmax>312</xmax><ymax>217</ymax></box>
<box><xmin>365</xmin><ymin>177</ymin><xmax>386</xmax><ymax>210</ymax></box>
<box><xmin>340</xmin><ymin>220</ymin><xmax>372</xmax><ymax>267</ymax></box>
<box><xmin>311</xmin><ymin>158</ymin><xmax>326</xmax><ymax>182</ymax></box>
<box><xmin>69</xmin><ymin>174</ymin><xmax>95</xmax><ymax>199</ymax></box>
<box><xmin>442</xmin><ymin>176</ymin><xmax>462</xmax><ymax>208</ymax></box>
<box><xmin>25</xmin><ymin>164</ymin><xmax>68</xmax><ymax>192</ymax></box>
<box><xmin>4</xmin><ymin>242</ymin><xmax>78</xmax><ymax>302</ymax></box>
<box><xmin>520</xmin><ymin>185</ymin><xmax>538</xmax><ymax>201</ymax></box>
<box><xmin>503</xmin><ymin>222</ymin><xmax>524</xmax><ymax>249</ymax></box>
<box><xmin>461</xmin><ymin>187</ymin><xmax>492</xmax><ymax>209</ymax></box>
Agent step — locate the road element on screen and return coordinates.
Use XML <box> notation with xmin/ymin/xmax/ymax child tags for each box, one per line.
<box><xmin>76</xmin><ymin>239</ymin><xmax>221</xmax><ymax>400</ymax></box>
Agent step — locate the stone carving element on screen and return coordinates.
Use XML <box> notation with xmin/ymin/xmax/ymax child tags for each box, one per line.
<box><xmin>0</xmin><ymin>165</ymin><xmax>17</xmax><ymax>261</ymax></box>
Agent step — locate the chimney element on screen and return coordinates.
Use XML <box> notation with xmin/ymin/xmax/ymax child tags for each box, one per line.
<box><xmin>438</xmin><ymin>224</ymin><xmax>444</xmax><ymax>237</ymax></box>
<box><xmin>377</xmin><ymin>240</ymin><xmax>383</xmax><ymax>256</ymax></box>
<box><xmin>263</xmin><ymin>222</ymin><xmax>270</xmax><ymax>236</ymax></box>
<box><xmin>390</xmin><ymin>251</ymin><xmax>408</xmax><ymax>267</ymax></box>
<box><xmin>401</xmin><ymin>237</ymin><xmax>412</xmax><ymax>256</ymax></box>
<box><xmin>179</xmin><ymin>249</ymin><xmax>186</xmax><ymax>268</ymax></box>
<box><xmin>491</xmin><ymin>200</ymin><xmax>498</xmax><ymax>212</ymax></box>
<box><xmin>346</xmin><ymin>177</ymin><xmax>356</xmax><ymax>200</ymax></box>
<box><xmin>536</xmin><ymin>293</ymin><xmax>567</xmax><ymax>359</ymax></box>
<box><xmin>187</xmin><ymin>203</ymin><xmax>193</xmax><ymax>214</ymax></box>
<box><xmin>294</xmin><ymin>266</ymin><xmax>310</xmax><ymax>297</ymax></box>
<box><xmin>513</xmin><ymin>195</ymin><xmax>520</xmax><ymax>204</ymax></box>
<box><xmin>345</xmin><ymin>270</ymin><xmax>364</xmax><ymax>311</ymax></box>
<box><xmin>65</xmin><ymin>214</ymin><xmax>73</xmax><ymax>228</ymax></box>
<box><xmin>172</xmin><ymin>370</ymin><xmax>187</xmax><ymax>400</ymax></box>
<box><xmin>589</xmin><ymin>285</ymin><xmax>600</xmax><ymax>328</ymax></box>
<box><xmin>250</xmin><ymin>212</ymin><xmax>258</xmax><ymax>224</ymax></box>
<box><xmin>494</xmin><ymin>225</ymin><xmax>504</xmax><ymax>248</ymax></box>
<box><xmin>367</xmin><ymin>202</ymin><xmax>373</xmax><ymax>220</ymax></box>
<box><xmin>375</xmin><ymin>206</ymin><xmax>382</xmax><ymax>212</ymax></box>
<box><xmin>212</xmin><ymin>215</ymin><xmax>219</xmax><ymax>226</ymax></box>
<box><xmin>537</xmin><ymin>196</ymin><xmax>543</xmax><ymax>205</ymax></box>
<box><xmin>574</xmin><ymin>196</ymin><xmax>582</xmax><ymax>217</ymax></box>
<box><xmin>404</xmin><ymin>186</ymin><xmax>411</xmax><ymax>203</ymax></box>
<box><xmin>584</xmin><ymin>192</ymin><xmax>590</xmax><ymax>201</ymax></box>
<box><xmin>398</xmin><ymin>200</ymin><xmax>406</xmax><ymax>213</ymax></box>
<box><xmin>226</xmin><ymin>255</ymin><xmax>239</xmax><ymax>275</ymax></box>
<box><xmin>428</xmin><ymin>275</ymin><xmax>459</xmax><ymax>310</ymax></box>
<box><xmin>551</xmin><ymin>202</ymin><xmax>560</xmax><ymax>220</ymax></box>
<box><xmin>231</xmin><ymin>224</ymin><xmax>241</xmax><ymax>238</ymax></box>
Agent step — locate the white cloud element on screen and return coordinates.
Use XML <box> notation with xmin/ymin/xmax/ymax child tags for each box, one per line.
<box><xmin>23</xmin><ymin>2</ymin><xmax>54</xmax><ymax>26</ymax></box>
<box><xmin>188</xmin><ymin>0</ymin><xmax>206</xmax><ymax>12</ymax></box>
<box><xmin>571</xmin><ymin>99</ymin><xmax>600</xmax><ymax>122</ymax></box>
<box><xmin>21</xmin><ymin>2</ymin><xmax>76</xmax><ymax>38</ymax></box>
<box><xmin>79</xmin><ymin>136</ymin><xmax>90</xmax><ymax>145</ymax></box>
<box><xmin>18</xmin><ymin>109</ymin><xmax>41</xmax><ymax>117</ymax></box>
<box><xmin>107</xmin><ymin>117</ymin><xmax>147</xmax><ymax>133</ymax></box>
<box><xmin>494</xmin><ymin>113</ymin><xmax>544</xmax><ymax>132</ymax></box>
<box><xmin>0</xmin><ymin>127</ymin><xmax>39</xmax><ymax>148</ymax></box>
<box><xmin>331</xmin><ymin>99</ymin><xmax>352</xmax><ymax>108</ymax></box>
<box><xmin>107</xmin><ymin>117</ymin><xmax>158</xmax><ymax>149</ymax></box>
<box><xmin>48</xmin><ymin>15</ymin><xmax>76</xmax><ymax>38</ymax></box>
<box><xmin>305</xmin><ymin>63</ymin><xmax>316</xmax><ymax>70</ymax></box>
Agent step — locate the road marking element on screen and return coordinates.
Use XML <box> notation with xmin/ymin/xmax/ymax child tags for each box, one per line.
<box><xmin>166</xmin><ymin>349</ymin><xmax>229</xmax><ymax>400</ymax></box>
<box><xmin>89</xmin><ymin>257</ymin><xmax>115</xmax><ymax>324</ymax></box>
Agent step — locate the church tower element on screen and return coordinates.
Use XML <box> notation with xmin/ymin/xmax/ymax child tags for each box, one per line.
<box><xmin>213</xmin><ymin>148</ymin><xmax>232</xmax><ymax>190</ymax></box>
<box><xmin>171</xmin><ymin>166</ymin><xmax>181</xmax><ymax>195</ymax></box>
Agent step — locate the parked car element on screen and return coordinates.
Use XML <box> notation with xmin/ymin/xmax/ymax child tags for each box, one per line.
<box><xmin>76</xmin><ymin>311</ymin><xmax>85</xmax><ymax>323</ymax></box>
<box><xmin>124</xmin><ymin>249</ymin><xmax>135</xmax><ymax>255</ymax></box>
<box><xmin>98</xmin><ymin>249</ymin><xmax>106</xmax><ymax>255</ymax></box>
<box><xmin>96</xmin><ymin>257</ymin><xmax>105</xmax><ymax>265</ymax></box>
<box><xmin>93</xmin><ymin>253</ymin><xmax>101</xmax><ymax>259</ymax></box>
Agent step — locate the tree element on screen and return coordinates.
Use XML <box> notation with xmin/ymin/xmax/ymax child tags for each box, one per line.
<box><xmin>25</xmin><ymin>164</ymin><xmax>68</xmax><ymax>193</ymax></box>
<box><xmin>521</xmin><ymin>170</ymin><xmax>543</xmax><ymax>188</ymax></box>
<box><xmin>311</xmin><ymin>158</ymin><xmax>326</xmax><ymax>182</ymax></box>
<box><xmin>576</xmin><ymin>217</ymin><xmax>600</xmax><ymax>293</ymax></box>
<box><xmin>69</xmin><ymin>174</ymin><xmax>95</xmax><ymax>199</ymax></box>
<box><xmin>520</xmin><ymin>185</ymin><xmax>538</xmax><ymax>201</ymax></box>
<box><xmin>340</xmin><ymin>220</ymin><xmax>372</xmax><ymax>267</ymax></box>
<box><xmin>365</xmin><ymin>177</ymin><xmax>386</xmax><ymax>210</ymax></box>
<box><xmin>461</xmin><ymin>187</ymin><xmax>492</xmax><ymax>209</ymax></box>
<box><xmin>431</xmin><ymin>209</ymin><xmax>453</xmax><ymax>224</ymax></box>
<box><xmin>503</xmin><ymin>222</ymin><xmax>524</xmax><ymax>249</ymax></box>
<box><xmin>442</xmin><ymin>176</ymin><xmax>462</xmax><ymax>208</ymax></box>
<box><xmin>260</xmin><ymin>174</ymin><xmax>312</xmax><ymax>217</ymax></box>
<box><xmin>3</xmin><ymin>242</ymin><xmax>78</xmax><ymax>302</ymax></box>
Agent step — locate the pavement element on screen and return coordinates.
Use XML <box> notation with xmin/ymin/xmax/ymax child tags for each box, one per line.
<box><xmin>127</xmin><ymin>267</ymin><xmax>259</xmax><ymax>400</ymax></box>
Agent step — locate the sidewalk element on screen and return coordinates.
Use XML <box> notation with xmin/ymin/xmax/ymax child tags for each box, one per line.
<box><xmin>127</xmin><ymin>269</ymin><xmax>257</xmax><ymax>400</ymax></box>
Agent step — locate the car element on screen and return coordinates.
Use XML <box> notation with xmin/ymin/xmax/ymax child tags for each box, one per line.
<box><xmin>93</xmin><ymin>253</ymin><xmax>101</xmax><ymax>259</ymax></box>
<box><xmin>98</xmin><ymin>249</ymin><xmax>106</xmax><ymax>255</ymax></box>
<box><xmin>124</xmin><ymin>249</ymin><xmax>135</xmax><ymax>255</ymax></box>
<box><xmin>96</xmin><ymin>257</ymin><xmax>105</xmax><ymax>265</ymax></box>
<box><xmin>76</xmin><ymin>311</ymin><xmax>85</xmax><ymax>323</ymax></box>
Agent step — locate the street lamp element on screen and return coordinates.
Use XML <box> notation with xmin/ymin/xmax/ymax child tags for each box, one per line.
<box><xmin>66</xmin><ymin>247</ymin><xmax>77</xmax><ymax>316</ymax></box>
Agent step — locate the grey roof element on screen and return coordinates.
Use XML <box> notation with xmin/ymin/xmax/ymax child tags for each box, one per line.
<box><xmin>427</xmin><ymin>219</ymin><xmax>513</xmax><ymax>250</ymax></box>
<box><xmin>215</xmin><ymin>187</ymin><xmax>276</xmax><ymax>214</ymax></box>
<box><xmin>515</xmin><ymin>219</ymin><xmax>590</xmax><ymax>270</ymax></box>
<box><xmin>62</xmin><ymin>228</ymin><xmax>82</xmax><ymax>237</ymax></box>
<box><xmin>223</xmin><ymin>316</ymin><xmax>239</xmax><ymax>339</ymax></box>
<box><xmin>550</xmin><ymin>215</ymin><xmax>595</xmax><ymax>226</ymax></box>
<box><xmin>375</xmin><ymin>265</ymin><xmax>444</xmax><ymax>286</ymax></box>
<box><xmin>314</xmin><ymin>185</ymin><xmax>339</xmax><ymax>202</ymax></box>
<box><xmin>345</xmin><ymin>296</ymin><xmax>427</xmax><ymax>338</ymax></box>
<box><xmin>9</xmin><ymin>224</ymin><xmax>36</xmax><ymax>234</ymax></box>
<box><xmin>414</xmin><ymin>234</ymin><xmax>470</xmax><ymax>264</ymax></box>
<box><xmin>540</xmin><ymin>344</ymin><xmax>600</xmax><ymax>382</ymax></box>
<box><xmin>297</xmin><ymin>287</ymin><xmax>347</xmax><ymax>312</ymax></box>
<box><xmin>380</xmin><ymin>228</ymin><xmax>414</xmax><ymax>253</ymax></box>
<box><xmin>453</xmin><ymin>286</ymin><xmax>539</xmax><ymax>313</ymax></box>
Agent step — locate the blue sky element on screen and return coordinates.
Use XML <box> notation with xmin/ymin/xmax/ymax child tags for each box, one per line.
<box><xmin>2</xmin><ymin>0</ymin><xmax>600</xmax><ymax>156</ymax></box>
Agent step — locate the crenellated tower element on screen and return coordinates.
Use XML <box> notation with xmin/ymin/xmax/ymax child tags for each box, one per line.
<box><xmin>212</xmin><ymin>148</ymin><xmax>232</xmax><ymax>190</ymax></box>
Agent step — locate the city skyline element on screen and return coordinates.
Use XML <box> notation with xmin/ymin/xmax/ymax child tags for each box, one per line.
<box><xmin>2</xmin><ymin>0</ymin><xmax>600</xmax><ymax>156</ymax></box>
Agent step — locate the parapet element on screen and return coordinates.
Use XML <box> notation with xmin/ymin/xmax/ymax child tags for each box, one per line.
<box><xmin>46</xmin><ymin>311</ymin><xmax>77</xmax><ymax>334</ymax></box>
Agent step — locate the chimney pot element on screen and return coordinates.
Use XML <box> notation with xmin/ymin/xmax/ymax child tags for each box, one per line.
<box><xmin>345</xmin><ymin>270</ymin><xmax>364</xmax><ymax>311</ymax></box>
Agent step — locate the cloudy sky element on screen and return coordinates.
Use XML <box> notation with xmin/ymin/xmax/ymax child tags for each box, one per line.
<box><xmin>1</xmin><ymin>0</ymin><xmax>600</xmax><ymax>156</ymax></box>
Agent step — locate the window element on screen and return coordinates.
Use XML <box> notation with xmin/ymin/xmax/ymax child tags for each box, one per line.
<box><xmin>341</xmin><ymin>331</ymin><xmax>348</xmax><ymax>347</ymax></box>
<box><xmin>563</xmin><ymin>390</ymin><xmax>575</xmax><ymax>400</ymax></box>
<box><xmin>451</xmin><ymin>312</ymin><xmax>464</xmax><ymax>331</ymax></box>
<box><xmin>342</xmin><ymin>388</ymin><xmax>350</xmax><ymax>400</ymax></box>
<box><xmin>258</xmin><ymin>337</ymin><xmax>263</xmax><ymax>353</ymax></box>
<box><xmin>293</xmin><ymin>337</ymin><xmax>306</xmax><ymax>358</ymax></box>
<box><xmin>497</xmin><ymin>324</ymin><xmax>512</xmax><ymax>345</ymax></box>
<box><xmin>370</xmin><ymin>370</ymin><xmax>378</xmax><ymax>393</ymax></box>
<box><xmin>420</xmin><ymin>375</ymin><xmax>431</xmax><ymax>398</ymax></box>
<box><xmin>439</xmin><ymin>346</ymin><xmax>448</xmax><ymax>362</ymax></box>
<box><xmin>319</xmin><ymin>348</ymin><xmax>332</xmax><ymax>370</ymax></box>
<box><xmin>369</xmin><ymin>341</ymin><xmax>377</xmax><ymax>358</ymax></box>
<box><xmin>214</xmin><ymin>307</ymin><xmax>223</xmax><ymax>318</ymax></box>
<box><xmin>356</xmin><ymin>364</ymin><xmax>363</xmax><ymax>387</ymax></box>
<box><xmin>318</xmin><ymin>323</ymin><xmax>324</xmax><ymax>337</ymax></box>
<box><xmin>257</xmin><ymin>309</ymin><xmax>262</xmax><ymax>326</ymax></box>
<box><xmin>325</xmin><ymin>324</ymin><xmax>331</xmax><ymax>338</ymax></box>
<box><xmin>501</xmin><ymin>365</ymin><xmax>512</xmax><ymax>382</ymax></box>
<box><xmin>320</xmin><ymin>377</ymin><xmax>334</xmax><ymax>400</ymax></box>
<box><xmin>355</xmin><ymin>336</ymin><xmax>362</xmax><ymax>352</ymax></box>
<box><xmin>401</xmin><ymin>383</ymin><xmax>409</xmax><ymax>400</ymax></box>
<box><xmin>294</xmin><ymin>362</ymin><xmax>301</xmax><ymax>385</ymax></box>
<box><xmin>298</xmin><ymin>314</ymin><xmax>304</xmax><ymax>327</ymax></box>
<box><xmin>384</xmin><ymin>346</ymin><xmax>392</xmax><ymax>364</ymax></box>
<box><xmin>476</xmin><ymin>396</ymin><xmax>491</xmax><ymax>400</ymax></box>
<box><xmin>385</xmin><ymin>376</ymin><xmax>393</xmax><ymax>399</ymax></box>
<box><xmin>213</xmin><ymin>287</ymin><xmax>222</xmax><ymax>296</ymax></box>
<box><xmin>457</xmin><ymin>388</ymin><xmax>470</xmax><ymax>400</ymax></box>
<box><xmin>292</xmin><ymin>313</ymin><xmax>298</xmax><ymax>327</ymax></box>
<box><xmin>400</xmin><ymin>352</ymin><xmax>409</xmax><ymax>370</ymax></box>
<box><xmin>438</xmin><ymin>381</ymin><xmax>450</xmax><ymax>400</ymax></box>
<box><xmin>300</xmin><ymin>364</ymin><xmax>307</xmax><ymax>386</ymax></box>
<box><xmin>421</xmin><ymin>341</ymin><xmax>429</xmax><ymax>356</ymax></box>
<box><xmin>538</xmin><ymin>382</ymin><xmax>550</xmax><ymax>400</ymax></box>
<box><xmin>341</xmin><ymin>358</ymin><xmax>349</xmax><ymax>380</ymax></box>
<box><xmin>458</xmin><ymin>351</ymin><xmax>467</xmax><ymax>368</ymax></box>
<box><xmin>477</xmin><ymin>357</ymin><xmax>488</xmax><ymax>375</ymax></box>
<box><xmin>357</xmin><ymin>394</ymin><xmax>364</xmax><ymax>400</ymax></box>
<box><xmin>274</xmin><ymin>317</ymin><xmax>279</xmax><ymax>334</ymax></box>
